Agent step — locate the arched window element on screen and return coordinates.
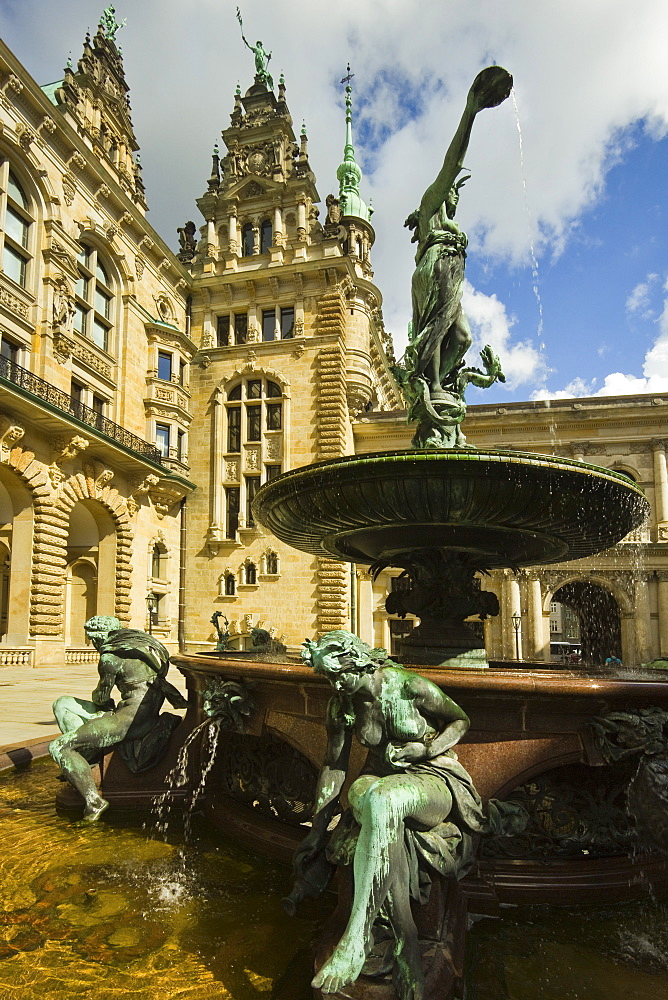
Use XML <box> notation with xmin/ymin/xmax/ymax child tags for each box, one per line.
<box><xmin>225</xmin><ymin>572</ymin><xmax>236</xmax><ymax>596</ymax></box>
<box><xmin>260</xmin><ymin>219</ymin><xmax>272</xmax><ymax>254</ymax></box>
<box><xmin>245</xmin><ymin>562</ymin><xmax>257</xmax><ymax>585</ymax></box>
<box><xmin>266</xmin><ymin>551</ymin><xmax>278</xmax><ymax>575</ymax></box>
<box><xmin>241</xmin><ymin>223</ymin><xmax>254</xmax><ymax>257</ymax></box>
<box><xmin>1</xmin><ymin>165</ymin><xmax>33</xmax><ymax>289</ymax></box>
<box><xmin>151</xmin><ymin>543</ymin><xmax>166</xmax><ymax>580</ymax></box>
<box><xmin>75</xmin><ymin>243</ymin><xmax>114</xmax><ymax>353</ymax></box>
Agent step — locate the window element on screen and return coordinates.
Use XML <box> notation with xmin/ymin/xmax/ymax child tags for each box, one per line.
<box><xmin>227</xmin><ymin>406</ymin><xmax>241</xmax><ymax>452</ymax></box>
<box><xmin>245</xmin><ymin>561</ymin><xmax>257</xmax><ymax>585</ymax></box>
<box><xmin>226</xmin><ymin>487</ymin><xmax>240</xmax><ymax>539</ymax></box>
<box><xmin>260</xmin><ymin>219</ymin><xmax>272</xmax><ymax>254</ymax></box>
<box><xmin>225</xmin><ymin>573</ymin><xmax>236</xmax><ymax>596</ymax></box>
<box><xmin>246</xmin><ymin>476</ymin><xmax>260</xmax><ymax>527</ymax></box>
<box><xmin>151</xmin><ymin>544</ymin><xmax>164</xmax><ymax>579</ymax></box>
<box><xmin>266</xmin><ymin>464</ymin><xmax>282</xmax><ymax>481</ymax></box>
<box><xmin>158</xmin><ymin>351</ymin><xmax>173</xmax><ymax>381</ymax></box>
<box><xmin>266</xmin><ymin>551</ymin><xmax>278</xmax><ymax>575</ymax></box>
<box><xmin>266</xmin><ymin>403</ymin><xmax>282</xmax><ymax>430</ymax></box>
<box><xmin>389</xmin><ymin>619</ymin><xmax>413</xmax><ymax>657</ymax></box>
<box><xmin>241</xmin><ymin>223</ymin><xmax>254</xmax><ymax>257</ymax></box>
<box><xmin>92</xmin><ymin>395</ymin><xmax>106</xmax><ymax>417</ymax></box>
<box><xmin>0</xmin><ymin>334</ymin><xmax>20</xmax><ymax>365</ymax></box>
<box><xmin>262</xmin><ymin>309</ymin><xmax>275</xmax><ymax>341</ymax></box>
<box><xmin>266</xmin><ymin>381</ymin><xmax>282</xmax><ymax>398</ymax></box>
<box><xmin>75</xmin><ymin>243</ymin><xmax>114</xmax><ymax>352</ymax></box>
<box><xmin>1</xmin><ymin>167</ymin><xmax>32</xmax><ymax>289</ymax></box>
<box><xmin>280</xmin><ymin>307</ymin><xmax>294</xmax><ymax>339</ymax></box>
<box><xmin>70</xmin><ymin>380</ymin><xmax>84</xmax><ymax>404</ymax></box>
<box><xmin>247</xmin><ymin>406</ymin><xmax>261</xmax><ymax>441</ymax></box>
<box><xmin>234</xmin><ymin>313</ymin><xmax>248</xmax><ymax>345</ymax></box>
<box><xmin>156</xmin><ymin>423</ymin><xmax>170</xmax><ymax>457</ymax></box>
<box><xmin>217</xmin><ymin>314</ymin><xmax>230</xmax><ymax>347</ymax></box>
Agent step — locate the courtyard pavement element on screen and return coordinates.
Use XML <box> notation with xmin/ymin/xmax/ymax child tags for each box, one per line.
<box><xmin>0</xmin><ymin>660</ymin><xmax>189</xmax><ymax>752</ymax></box>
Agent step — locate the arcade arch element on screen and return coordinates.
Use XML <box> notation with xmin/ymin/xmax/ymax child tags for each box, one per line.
<box><xmin>65</xmin><ymin>500</ymin><xmax>116</xmax><ymax>644</ymax></box>
<box><xmin>551</xmin><ymin>579</ymin><xmax>623</xmax><ymax>666</ymax></box>
<box><xmin>0</xmin><ymin>464</ymin><xmax>33</xmax><ymax>645</ymax></box>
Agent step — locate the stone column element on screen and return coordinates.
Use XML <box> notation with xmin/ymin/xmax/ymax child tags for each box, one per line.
<box><xmin>634</xmin><ymin>573</ymin><xmax>652</xmax><ymax>664</ymax></box>
<box><xmin>483</xmin><ymin>573</ymin><xmax>503</xmax><ymax>659</ymax></box>
<box><xmin>357</xmin><ymin>573</ymin><xmax>374</xmax><ymax>645</ymax></box>
<box><xmin>207</xmin><ymin>388</ymin><xmax>224</xmax><ymax>549</ymax></box>
<box><xmin>273</xmin><ymin>204</ymin><xmax>283</xmax><ymax>246</ymax></box>
<box><xmin>501</xmin><ymin>572</ymin><xmax>522</xmax><ymax>660</ymax></box>
<box><xmin>653</xmin><ymin>438</ymin><xmax>668</xmax><ymax>539</ymax></box>
<box><xmin>296</xmin><ymin>200</ymin><xmax>307</xmax><ymax>239</ymax></box>
<box><xmin>620</xmin><ymin>613</ymin><xmax>636</xmax><ymax>667</ymax></box>
<box><xmin>206</xmin><ymin>217</ymin><xmax>216</xmax><ymax>250</ymax></box>
<box><xmin>657</xmin><ymin>571</ymin><xmax>668</xmax><ymax>657</ymax></box>
<box><xmin>4</xmin><ymin>503</ymin><xmax>33</xmax><ymax>646</ymax></box>
<box><xmin>228</xmin><ymin>209</ymin><xmax>238</xmax><ymax>253</ymax></box>
<box><xmin>526</xmin><ymin>576</ymin><xmax>547</xmax><ymax>661</ymax></box>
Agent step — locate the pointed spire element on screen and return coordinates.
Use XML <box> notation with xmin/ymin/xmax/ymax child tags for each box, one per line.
<box><xmin>336</xmin><ymin>64</ymin><xmax>371</xmax><ymax>222</ymax></box>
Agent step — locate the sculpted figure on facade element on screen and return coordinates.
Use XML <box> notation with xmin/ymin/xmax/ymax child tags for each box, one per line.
<box><xmin>50</xmin><ymin>616</ymin><xmax>187</xmax><ymax>822</ymax></box>
<box><xmin>287</xmin><ymin>631</ymin><xmax>526</xmax><ymax>999</ymax></box>
<box><xmin>236</xmin><ymin>7</ymin><xmax>273</xmax><ymax>91</ymax></box>
<box><xmin>52</xmin><ymin>275</ymin><xmax>76</xmax><ymax>335</ymax></box>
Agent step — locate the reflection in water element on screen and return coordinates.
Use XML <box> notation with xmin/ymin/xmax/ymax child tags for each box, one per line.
<box><xmin>2</xmin><ymin>759</ymin><xmax>668</xmax><ymax>999</ymax></box>
<box><xmin>0</xmin><ymin>758</ymin><xmax>329</xmax><ymax>999</ymax></box>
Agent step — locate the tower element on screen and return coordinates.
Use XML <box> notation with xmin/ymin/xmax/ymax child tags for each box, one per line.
<box><xmin>183</xmin><ymin>57</ymin><xmax>400</xmax><ymax>650</ymax></box>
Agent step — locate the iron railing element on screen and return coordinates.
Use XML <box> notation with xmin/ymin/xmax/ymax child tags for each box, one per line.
<box><xmin>0</xmin><ymin>355</ymin><xmax>163</xmax><ymax>464</ymax></box>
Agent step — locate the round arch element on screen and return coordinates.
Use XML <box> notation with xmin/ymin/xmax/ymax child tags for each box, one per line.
<box><xmin>551</xmin><ymin>579</ymin><xmax>623</xmax><ymax>666</ymax></box>
<box><xmin>0</xmin><ymin>461</ymin><xmax>33</xmax><ymax>644</ymax></box>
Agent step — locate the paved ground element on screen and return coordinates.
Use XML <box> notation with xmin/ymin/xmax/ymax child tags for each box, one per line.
<box><xmin>0</xmin><ymin>661</ymin><xmax>189</xmax><ymax>750</ymax></box>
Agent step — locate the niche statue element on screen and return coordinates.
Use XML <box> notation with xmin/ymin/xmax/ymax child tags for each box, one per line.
<box><xmin>50</xmin><ymin>616</ymin><xmax>187</xmax><ymax>822</ymax></box>
<box><xmin>286</xmin><ymin>631</ymin><xmax>526</xmax><ymax>999</ymax></box>
<box><xmin>399</xmin><ymin>66</ymin><xmax>513</xmax><ymax>449</ymax></box>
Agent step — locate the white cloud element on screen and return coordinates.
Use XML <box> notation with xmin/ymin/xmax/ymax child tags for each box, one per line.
<box><xmin>461</xmin><ymin>281</ymin><xmax>545</xmax><ymax>390</ymax></box>
<box><xmin>626</xmin><ymin>274</ymin><xmax>660</xmax><ymax>318</ymax></box>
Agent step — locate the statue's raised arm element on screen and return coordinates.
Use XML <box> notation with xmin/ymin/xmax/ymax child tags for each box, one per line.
<box><xmin>418</xmin><ymin>66</ymin><xmax>513</xmax><ymax>232</ymax></box>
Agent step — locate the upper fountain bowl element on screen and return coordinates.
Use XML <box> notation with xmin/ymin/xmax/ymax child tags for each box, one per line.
<box><xmin>252</xmin><ymin>449</ymin><xmax>649</xmax><ymax>568</ymax></box>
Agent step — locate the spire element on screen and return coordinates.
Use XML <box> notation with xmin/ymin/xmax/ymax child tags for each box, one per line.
<box><xmin>336</xmin><ymin>65</ymin><xmax>371</xmax><ymax>222</ymax></box>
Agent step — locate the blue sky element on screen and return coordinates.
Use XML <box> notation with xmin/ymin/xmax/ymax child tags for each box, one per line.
<box><xmin>2</xmin><ymin>0</ymin><xmax>668</xmax><ymax>405</ymax></box>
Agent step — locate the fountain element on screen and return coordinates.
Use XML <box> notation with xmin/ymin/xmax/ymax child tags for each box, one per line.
<box><xmin>17</xmin><ymin>62</ymin><xmax>668</xmax><ymax>1000</ymax></box>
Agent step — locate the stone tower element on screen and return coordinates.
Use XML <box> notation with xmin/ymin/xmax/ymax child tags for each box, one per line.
<box><xmin>183</xmin><ymin>58</ymin><xmax>400</xmax><ymax>650</ymax></box>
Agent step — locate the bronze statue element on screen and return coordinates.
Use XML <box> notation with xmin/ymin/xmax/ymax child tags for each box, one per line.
<box><xmin>236</xmin><ymin>7</ymin><xmax>273</xmax><ymax>90</ymax></box>
<box><xmin>50</xmin><ymin>616</ymin><xmax>187</xmax><ymax>822</ymax></box>
<box><xmin>401</xmin><ymin>66</ymin><xmax>512</xmax><ymax>448</ymax></box>
<box><xmin>288</xmin><ymin>631</ymin><xmax>525</xmax><ymax>999</ymax></box>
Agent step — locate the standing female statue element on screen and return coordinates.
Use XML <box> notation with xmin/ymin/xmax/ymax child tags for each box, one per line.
<box><xmin>402</xmin><ymin>66</ymin><xmax>512</xmax><ymax>448</ymax></box>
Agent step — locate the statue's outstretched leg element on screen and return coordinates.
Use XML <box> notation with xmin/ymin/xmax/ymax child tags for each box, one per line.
<box><xmin>311</xmin><ymin>772</ymin><xmax>451</xmax><ymax>996</ymax></box>
<box><xmin>50</xmin><ymin>729</ymin><xmax>110</xmax><ymax>821</ymax></box>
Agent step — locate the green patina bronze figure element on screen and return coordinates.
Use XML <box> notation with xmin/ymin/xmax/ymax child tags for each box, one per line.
<box><xmin>400</xmin><ymin>66</ymin><xmax>512</xmax><ymax>448</ymax></box>
<box><xmin>288</xmin><ymin>631</ymin><xmax>526</xmax><ymax>999</ymax></box>
<box><xmin>49</xmin><ymin>616</ymin><xmax>187</xmax><ymax>822</ymax></box>
<box><xmin>236</xmin><ymin>6</ymin><xmax>273</xmax><ymax>91</ymax></box>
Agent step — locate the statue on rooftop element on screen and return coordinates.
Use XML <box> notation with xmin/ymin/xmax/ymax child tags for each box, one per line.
<box><xmin>236</xmin><ymin>7</ymin><xmax>273</xmax><ymax>90</ymax></box>
<box><xmin>400</xmin><ymin>66</ymin><xmax>512</xmax><ymax>449</ymax></box>
<box><xmin>99</xmin><ymin>5</ymin><xmax>126</xmax><ymax>42</ymax></box>
<box><xmin>49</xmin><ymin>616</ymin><xmax>187</xmax><ymax>822</ymax></box>
<box><xmin>287</xmin><ymin>630</ymin><xmax>526</xmax><ymax>999</ymax></box>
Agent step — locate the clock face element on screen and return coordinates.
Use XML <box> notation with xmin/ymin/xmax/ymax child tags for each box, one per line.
<box><xmin>247</xmin><ymin>151</ymin><xmax>266</xmax><ymax>174</ymax></box>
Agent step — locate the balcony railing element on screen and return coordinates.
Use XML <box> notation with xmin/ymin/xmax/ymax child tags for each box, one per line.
<box><xmin>0</xmin><ymin>356</ymin><xmax>162</xmax><ymax>464</ymax></box>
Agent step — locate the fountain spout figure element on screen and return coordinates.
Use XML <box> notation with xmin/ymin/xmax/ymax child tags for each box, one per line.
<box><xmin>50</xmin><ymin>616</ymin><xmax>187</xmax><ymax>822</ymax></box>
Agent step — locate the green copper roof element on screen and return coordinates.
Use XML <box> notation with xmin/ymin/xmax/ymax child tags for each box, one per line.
<box><xmin>336</xmin><ymin>69</ymin><xmax>371</xmax><ymax>223</ymax></box>
<box><xmin>41</xmin><ymin>80</ymin><xmax>62</xmax><ymax>106</ymax></box>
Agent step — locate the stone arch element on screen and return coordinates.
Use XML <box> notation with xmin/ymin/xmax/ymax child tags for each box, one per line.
<box><xmin>0</xmin><ymin>460</ymin><xmax>34</xmax><ymax>644</ymax></box>
<box><xmin>65</xmin><ymin>555</ymin><xmax>97</xmax><ymax>645</ymax></box>
<box><xmin>33</xmin><ymin>472</ymin><xmax>134</xmax><ymax>635</ymax></box>
<box><xmin>547</xmin><ymin>576</ymin><xmax>625</xmax><ymax>665</ymax></box>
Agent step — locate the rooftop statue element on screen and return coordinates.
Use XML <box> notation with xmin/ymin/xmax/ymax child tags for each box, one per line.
<box><xmin>287</xmin><ymin>631</ymin><xmax>526</xmax><ymax>999</ymax></box>
<box><xmin>99</xmin><ymin>5</ymin><xmax>126</xmax><ymax>42</ymax></box>
<box><xmin>399</xmin><ymin>66</ymin><xmax>512</xmax><ymax>448</ymax></box>
<box><xmin>236</xmin><ymin>6</ymin><xmax>273</xmax><ymax>91</ymax></box>
<box><xmin>49</xmin><ymin>616</ymin><xmax>187</xmax><ymax>822</ymax></box>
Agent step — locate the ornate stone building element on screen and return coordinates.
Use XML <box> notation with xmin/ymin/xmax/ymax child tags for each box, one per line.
<box><xmin>355</xmin><ymin>394</ymin><xmax>668</xmax><ymax>665</ymax></box>
<box><xmin>0</xmin><ymin>20</ymin><xmax>194</xmax><ymax>666</ymax></box>
<box><xmin>182</xmin><ymin>67</ymin><xmax>400</xmax><ymax>650</ymax></box>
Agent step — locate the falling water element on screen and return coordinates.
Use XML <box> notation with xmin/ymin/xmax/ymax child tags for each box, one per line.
<box><xmin>512</xmin><ymin>89</ymin><xmax>544</xmax><ymax>347</ymax></box>
<box><xmin>149</xmin><ymin>718</ymin><xmax>220</xmax><ymax>840</ymax></box>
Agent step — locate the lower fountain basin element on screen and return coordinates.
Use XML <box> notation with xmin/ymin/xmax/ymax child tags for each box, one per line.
<box><xmin>252</xmin><ymin>449</ymin><xmax>648</xmax><ymax>567</ymax></box>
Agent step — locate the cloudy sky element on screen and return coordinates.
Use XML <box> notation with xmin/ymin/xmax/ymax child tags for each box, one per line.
<box><xmin>3</xmin><ymin>0</ymin><xmax>668</xmax><ymax>404</ymax></box>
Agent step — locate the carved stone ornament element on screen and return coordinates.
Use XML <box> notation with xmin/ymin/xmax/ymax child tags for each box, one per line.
<box><xmin>245</xmin><ymin>448</ymin><xmax>260</xmax><ymax>472</ymax></box>
<box><xmin>53</xmin><ymin>435</ymin><xmax>90</xmax><ymax>465</ymax></box>
<box><xmin>135</xmin><ymin>255</ymin><xmax>145</xmax><ymax>279</ymax></box>
<box><xmin>658</xmin><ymin>525</ymin><xmax>668</xmax><ymax>543</ymax></box>
<box><xmin>243</xmin><ymin>181</ymin><xmax>264</xmax><ymax>199</ymax></box>
<box><xmin>52</xmin><ymin>275</ymin><xmax>75</xmax><ymax>334</ymax></box>
<box><xmin>97</xmin><ymin>183</ymin><xmax>111</xmax><ymax>200</ymax></box>
<box><xmin>139</xmin><ymin>236</ymin><xmax>154</xmax><ymax>253</ymax></box>
<box><xmin>5</xmin><ymin>73</ymin><xmax>23</xmax><ymax>94</ymax></box>
<box><xmin>62</xmin><ymin>175</ymin><xmax>76</xmax><ymax>207</ymax></box>
<box><xmin>154</xmin><ymin>294</ymin><xmax>173</xmax><ymax>323</ymax></box>
<box><xmin>50</xmin><ymin>240</ymin><xmax>77</xmax><ymax>273</ymax></box>
<box><xmin>199</xmin><ymin>353</ymin><xmax>212</xmax><ymax>370</ymax></box>
<box><xmin>69</xmin><ymin>152</ymin><xmax>86</xmax><ymax>171</ymax></box>
<box><xmin>0</xmin><ymin>415</ymin><xmax>25</xmax><ymax>460</ymax></box>
<box><xmin>53</xmin><ymin>333</ymin><xmax>74</xmax><ymax>364</ymax></box>
<box><xmin>16</xmin><ymin>124</ymin><xmax>35</xmax><ymax>151</ymax></box>
<box><xmin>225</xmin><ymin>460</ymin><xmax>240</xmax><ymax>482</ymax></box>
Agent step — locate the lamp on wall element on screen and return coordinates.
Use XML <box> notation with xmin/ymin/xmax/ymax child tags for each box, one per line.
<box><xmin>146</xmin><ymin>592</ymin><xmax>158</xmax><ymax>634</ymax></box>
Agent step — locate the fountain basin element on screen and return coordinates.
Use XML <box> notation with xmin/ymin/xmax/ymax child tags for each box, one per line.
<box><xmin>252</xmin><ymin>448</ymin><xmax>648</xmax><ymax>566</ymax></box>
